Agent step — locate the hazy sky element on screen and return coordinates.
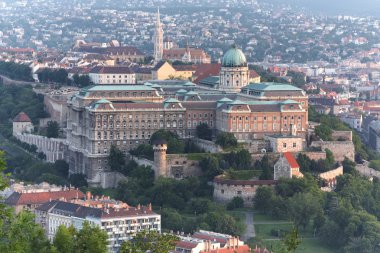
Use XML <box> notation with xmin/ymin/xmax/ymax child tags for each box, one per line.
<box><xmin>264</xmin><ymin>0</ymin><xmax>380</xmax><ymax>16</ymax></box>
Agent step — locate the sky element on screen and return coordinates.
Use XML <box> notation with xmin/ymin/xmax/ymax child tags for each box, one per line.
<box><xmin>264</xmin><ymin>0</ymin><xmax>380</xmax><ymax>17</ymax></box>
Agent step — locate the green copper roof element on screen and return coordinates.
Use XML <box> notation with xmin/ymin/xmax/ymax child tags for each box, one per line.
<box><xmin>176</xmin><ymin>89</ymin><xmax>188</xmax><ymax>94</ymax></box>
<box><xmin>144</xmin><ymin>82</ymin><xmax>153</xmax><ymax>86</ymax></box>
<box><xmin>96</xmin><ymin>99</ymin><xmax>112</xmax><ymax>104</ymax></box>
<box><xmin>84</xmin><ymin>85</ymin><xmax>157</xmax><ymax>92</ymax></box>
<box><xmin>186</xmin><ymin>91</ymin><xmax>198</xmax><ymax>95</ymax></box>
<box><xmin>184</xmin><ymin>81</ymin><xmax>196</xmax><ymax>86</ymax></box>
<box><xmin>222</xmin><ymin>45</ymin><xmax>247</xmax><ymax>67</ymax></box>
<box><xmin>218</xmin><ymin>97</ymin><xmax>233</xmax><ymax>102</ymax></box>
<box><xmin>243</xmin><ymin>82</ymin><xmax>302</xmax><ymax>91</ymax></box>
<box><xmin>281</xmin><ymin>99</ymin><xmax>300</xmax><ymax>104</ymax></box>
<box><xmin>164</xmin><ymin>98</ymin><xmax>180</xmax><ymax>103</ymax></box>
<box><xmin>227</xmin><ymin>100</ymin><xmax>247</xmax><ymax>105</ymax></box>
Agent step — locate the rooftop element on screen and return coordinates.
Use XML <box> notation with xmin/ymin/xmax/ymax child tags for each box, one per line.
<box><xmin>242</xmin><ymin>82</ymin><xmax>302</xmax><ymax>91</ymax></box>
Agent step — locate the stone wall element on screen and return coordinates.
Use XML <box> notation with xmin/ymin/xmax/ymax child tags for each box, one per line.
<box><xmin>134</xmin><ymin>154</ymin><xmax>202</xmax><ymax>179</ymax></box>
<box><xmin>15</xmin><ymin>133</ymin><xmax>67</xmax><ymax>163</ymax></box>
<box><xmin>99</xmin><ymin>171</ymin><xmax>127</xmax><ymax>188</ymax></box>
<box><xmin>300</xmin><ymin>151</ymin><xmax>326</xmax><ymax>161</ymax></box>
<box><xmin>331</xmin><ymin>131</ymin><xmax>352</xmax><ymax>141</ymax></box>
<box><xmin>311</xmin><ymin>141</ymin><xmax>355</xmax><ymax>162</ymax></box>
<box><xmin>193</xmin><ymin>138</ymin><xmax>222</xmax><ymax>153</ymax></box>
<box><xmin>213</xmin><ymin>177</ymin><xmax>276</xmax><ymax>207</ymax></box>
<box><xmin>265</xmin><ymin>136</ymin><xmax>305</xmax><ymax>153</ymax></box>
<box><xmin>242</xmin><ymin>139</ymin><xmax>269</xmax><ymax>153</ymax></box>
<box><xmin>44</xmin><ymin>95</ymin><xmax>69</xmax><ymax>127</ymax></box>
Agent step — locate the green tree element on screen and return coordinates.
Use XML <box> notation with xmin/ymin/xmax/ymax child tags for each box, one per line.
<box><xmin>287</xmin><ymin>192</ymin><xmax>322</xmax><ymax>230</ymax></box>
<box><xmin>280</xmin><ymin>227</ymin><xmax>301</xmax><ymax>253</ymax></box>
<box><xmin>199</xmin><ymin>155</ymin><xmax>222</xmax><ymax>180</ymax></box>
<box><xmin>215</xmin><ymin>132</ymin><xmax>238</xmax><ymax>149</ymax></box>
<box><xmin>75</xmin><ymin>221</ymin><xmax>108</xmax><ymax>253</ymax></box>
<box><xmin>226</xmin><ymin>196</ymin><xmax>244</xmax><ymax>210</ymax></box>
<box><xmin>53</xmin><ymin>225</ymin><xmax>75</xmax><ymax>253</ymax></box>
<box><xmin>119</xmin><ymin>230</ymin><xmax>178</xmax><ymax>253</ymax></box>
<box><xmin>314</xmin><ymin>124</ymin><xmax>332</xmax><ymax>141</ymax></box>
<box><xmin>253</xmin><ymin>186</ymin><xmax>276</xmax><ymax>213</ymax></box>
<box><xmin>108</xmin><ymin>145</ymin><xmax>126</xmax><ymax>172</ymax></box>
<box><xmin>150</xmin><ymin>130</ymin><xmax>184</xmax><ymax>154</ymax></box>
<box><xmin>196</xmin><ymin>123</ymin><xmax>212</xmax><ymax>140</ymax></box>
<box><xmin>46</xmin><ymin>121</ymin><xmax>60</xmax><ymax>138</ymax></box>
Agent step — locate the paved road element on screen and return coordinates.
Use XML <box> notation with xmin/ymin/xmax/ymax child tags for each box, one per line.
<box><xmin>242</xmin><ymin>211</ymin><xmax>255</xmax><ymax>241</ymax></box>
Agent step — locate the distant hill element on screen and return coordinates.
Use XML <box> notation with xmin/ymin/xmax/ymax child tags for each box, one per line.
<box><xmin>261</xmin><ymin>0</ymin><xmax>380</xmax><ymax>17</ymax></box>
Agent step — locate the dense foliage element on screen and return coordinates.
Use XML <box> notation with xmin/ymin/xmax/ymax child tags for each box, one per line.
<box><xmin>0</xmin><ymin>61</ymin><xmax>33</xmax><ymax>81</ymax></box>
<box><xmin>72</xmin><ymin>74</ymin><xmax>92</xmax><ymax>87</ymax></box>
<box><xmin>119</xmin><ymin>230</ymin><xmax>178</xmax><ymax>253</ymax></box>
<box><xmin>46</xmin><ymin>121</ymin><xmax>60</xmax><ymax>138</ymax></box>
<box><xmin>37</xmin><ymin>68</ymin><xmax>68</xmax><ymax>84</ymax></box>
<box><xmin>215</xmin><ymin>132</ymin><xmax>238</xmax><ymax>149</ymax></box>
<box><xmin>114</xmin><ymin>160</ymin><xmax>243</xmax><ymax>236</ymax></box>
<box><xmin>0</xmin><ymin>84</ymin><xmax>48</xmax><ymax>138</ymax></box>
<box><xmin>196</xmin><ymin>123</ymin><xmax>212</xmax><ymax>141</ymax></box>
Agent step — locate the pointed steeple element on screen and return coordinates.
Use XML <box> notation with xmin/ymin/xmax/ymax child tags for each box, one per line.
<box><xmin>153</xmin><ymin>7</ymin><xmax>164</xmax><ymax>62</ymax></box>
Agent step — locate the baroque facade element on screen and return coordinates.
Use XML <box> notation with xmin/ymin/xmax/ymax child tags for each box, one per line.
<box><xmin>66</xmin><ymin>47</ymin><xmax>308</xmax><ymax>187</ymax></box>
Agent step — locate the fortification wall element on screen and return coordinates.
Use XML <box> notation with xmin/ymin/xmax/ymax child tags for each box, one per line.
<box><xmin>331</xmin><ymin>131</ymin><xmax>352</xmax><ymax>141</ymax></box>
<box><xmin>311</xmin><ymin>141</ymin><xmax>355</xmax><ymax>162</ymax></box>
<box><xmin>44</xmin><ymin>95</ymin><xmax>69</xmax><ymax>127</ymax></box>
<box><xmin>134</xmin><ymin>154</ymin><xmax>202</xmax><ymax>179</ymax></box>
<box><xmin>16</xmin><ymin>133</ymin><xmax>67</xmax><ymax>163</ymax></box>
<box><xmin>193</xmin><ymin>138</ymin><xmax>222</xmax><ymax>153</ymax></box>
<box><xmin>301</xmin><ymin>151</ymin><xmax>327</xmax><ymax>161</ymax></box>
<box><xmin>213</xmin><ymin>178</ymin><xmax>276</xmax><ymax>207</ymax></box>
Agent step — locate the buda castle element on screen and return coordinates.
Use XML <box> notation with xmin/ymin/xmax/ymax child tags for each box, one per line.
<box><xmin>66</xmin><ymin>43</ymin><xmax>308</xmax><ymax>187</ymax></box>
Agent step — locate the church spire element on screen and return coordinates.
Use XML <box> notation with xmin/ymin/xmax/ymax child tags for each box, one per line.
<box><xmin>153</xmin><ymin>7</ymin><xmax>164</xmax><ymax>62</ymax></box>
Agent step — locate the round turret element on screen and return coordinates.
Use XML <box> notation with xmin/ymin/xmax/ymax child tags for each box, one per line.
<box><xmin>153</xmin><ymin>139</ymin><xmax>168</xmax><ymax>178</ymax></box>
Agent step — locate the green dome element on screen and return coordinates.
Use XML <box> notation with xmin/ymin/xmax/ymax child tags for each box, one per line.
<box><xmin>222</xmin><ymin>45</ymin><xmax>247</xmax><ymax>67</ymax></box>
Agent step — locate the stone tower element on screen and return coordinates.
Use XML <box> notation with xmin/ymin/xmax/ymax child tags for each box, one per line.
<box><xmin>153</xmin><ymin>8</ymin><xmax>164</xmax><ymax>62</ymax></box>
<box><xmin>153</xmin><ymin>139</ymin><xmax>168</xmax><ymax>178</ymax></box>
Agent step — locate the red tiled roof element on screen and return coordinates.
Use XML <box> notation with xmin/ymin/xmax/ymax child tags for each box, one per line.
<box><xmin>193</xmin><ymin>63</ymin><xmax>221</xmax><ymax>84</ymax></box>
<box><xmin>201</xmin><ymin>245</ymin><xmax>251</xmax><ymax>253</ymax></box>
<box><xmin>250</xmin><ymin>70</ymin><xmax>260</xmax><ymax>78</ymax></box>
<box><xmin>284</xmin><ymin>152</ymin><xmax>299</xmax><ymax>169</ymax></box>
<box><xmin>13</xmin><ymin>112</ymin><xmax>32</xmax><ymax>122</ymax></box>
<box><xmin>5</xmin><ymin>189</ymin><xmax>85</xmax><ymax>206</ymax></box>
<box><xmin>176</xmin><ymin>241</ymin><xmax>199</xmax><ymax>249</ymax></box>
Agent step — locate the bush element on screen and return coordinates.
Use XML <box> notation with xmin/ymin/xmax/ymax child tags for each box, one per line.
<box><xmin>215</xmin><ymin>132</ymin><xmax>238</xmax><ymax>149</ymax></box>
<box><xmin>227</xmin><ymin>196</ymin><xmax>244</xmax><ymax>210</ymax></box>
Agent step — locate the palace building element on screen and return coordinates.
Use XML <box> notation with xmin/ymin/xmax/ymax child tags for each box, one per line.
<box><xmin>66</xmin><ymin>47</ymin><xmax>308</xmax><ymax>187</ymax></box>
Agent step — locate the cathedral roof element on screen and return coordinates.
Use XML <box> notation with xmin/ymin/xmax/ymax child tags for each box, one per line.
<box><xmin>222</xmin><ymin>45</ymin><xmax>247</xmax><ymax>67</ymax></box>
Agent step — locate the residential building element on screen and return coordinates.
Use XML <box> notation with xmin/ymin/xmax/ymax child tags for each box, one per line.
<box><xmin>35</xmin><ymin>200</ymin><xmax>160</xmax><ymax>253</ymax></box>
<box><xmin>89</xmin><ymin>66</ymin><xmax>136</xmax><ymax>84</ymax></box>
<box><xmin>5</xmin><ymin>186</ymin><xmax>84</xmax><ymax>214</ymax></box>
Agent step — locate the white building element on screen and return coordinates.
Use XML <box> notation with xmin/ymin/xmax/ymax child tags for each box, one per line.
<box><xmin>35</xmin><ymin>200</ymin><xmax>161</xmax><ymax>253</ymax></box>
<box><xmin>89</xmin><ymin>66</ymin><xmax>136</xmax><ymax>84</ymax></box>
<box><xmin>12</xmin><ymin>112</ymin><xmax>34</xmax><ymax>136</ymax></box>
<box><xmin>340</xmin><ymin>113</ymin><xmax>363</xmax><ymax>132</ymax></box>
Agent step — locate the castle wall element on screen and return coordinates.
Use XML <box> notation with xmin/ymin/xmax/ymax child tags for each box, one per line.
<box><xmin>193</xmin><ymin>138</ymin><xmax>222</xmax><ymax>153</ymax></box>
<box><xmin>213</xmin><ymin>178</ymin><xmax>276</xmax><ymax>207</ymax></box>
<box><xmin>300</xmin><ymin>151</ymin><xmax>326</xmax><ymax>161</ymax></box>
<box><xmin>311</xmin><ymin>141</ymin><xmax>355</xmax><ymax>162</ymax></box>
<box><xmin>15</xmin><ymin>133</ymin><xmax>67</xmax><ymax>163</ymax></box>
<box><xmin>331</xmin><ymin>131</ymin><xmax>352</xmax><ymax>141</ymax></box>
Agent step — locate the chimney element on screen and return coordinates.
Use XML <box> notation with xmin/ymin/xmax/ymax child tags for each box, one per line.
<box><xmin>148</xmin><ymin>203</ymin><xmax>152</xmax><ymax>211</ymax></box>
<box><xmin>86</xmin><ymin>191</ymin><xmax>91</xmax><ymax>200</ymax></box>
<box><xmin>137</xmin><ymin>204</ymin><xmax>141</xmax><ymax>210</ymax></box>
